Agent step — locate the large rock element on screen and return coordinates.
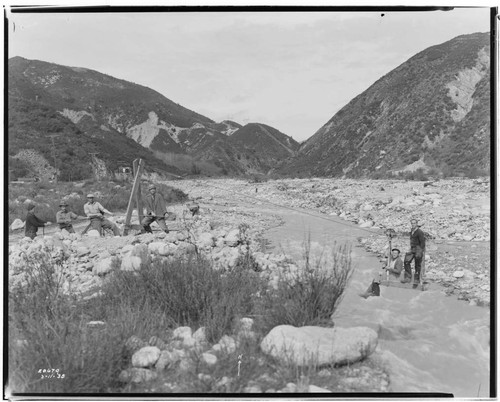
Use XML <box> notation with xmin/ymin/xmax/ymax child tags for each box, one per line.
<box><xmin>11</xmin><ymin>219</ymin><xmax>25</xmax><ymax>231</ymax></box>
<box><xmin>173</xmin><ymin>326</ymin><xmax>193</xmax><ymax>341</ymax></box>
<box><xmin>93</xmin><ymin>257</ymin><xmax>116</xmax><ymax>275</ymax></box>
<box><xmin>87</xmin><ymin>229</ymin><xmax>101</xmax><ymax>237</ymax></box>
<box><xmin>260</xmin><ymin>325</ymin><xmax>378</xmax><ymax>366</ymax></box>
<box><xmin>155</xmin><ymin>350</ymin><xmax>181</xmax><ymax>371</ymax></box>
<box><xmin>131</xmin><ymin>346</ymin><xmax>161</xmax><ymax>368</ymax></box>
<box><xmin>224</xmin><ymin>229</ymin><xmax>241</xmax><ymax>247</ymax></box>
<box><xmin>130</xmin><ymin>244</ymin><xmax>150</xmax><ymax>265</ymax></box>
<box><xmin>198</xmin><ymin>232</ymin><xmax>215</xmax><ymax>248</ymax></box>
<box><xmin>121</xmin><ymin>255</ymin><xmax>142</xmax><ymax>271</ymax></box>
<box><xmin>77</xmin><ymin>246</ymin><xmax>90</xmax><ymax>257</ymax></box>
<box><xmin>148</xmin><ymin>242</ymin><xmax>165</xmax><ymax>254</ymax></box>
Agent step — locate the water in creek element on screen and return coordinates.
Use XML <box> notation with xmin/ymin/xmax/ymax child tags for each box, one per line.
<box><xmin>262</xmin><ymin>206</ymin><xmax>490</xmax><ymax>397</ymax></box>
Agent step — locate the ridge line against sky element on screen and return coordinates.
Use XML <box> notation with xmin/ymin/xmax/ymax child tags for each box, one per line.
<box><xmin>7</xmin><ymin>6</ymin><xmax>493</xmax><ymax>141</ymax></box>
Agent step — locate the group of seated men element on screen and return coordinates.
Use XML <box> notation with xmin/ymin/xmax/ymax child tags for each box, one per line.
<box><xmin>23</xmin><ymin>184</ymin><xmax>179</xmax><ymax>239</ymax></box>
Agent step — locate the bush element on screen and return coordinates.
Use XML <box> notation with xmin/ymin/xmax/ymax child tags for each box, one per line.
<box><xmin>8</xmin><ymin>239</ymin><xmax>354</xmax><ymax>392</ymax></box>
<box><xmin>102</xmin><ymin>255</ymin><xmax>262</xmax><ymax>343</ymax></box>
<box><xmin>257</xmin><ymin>242</ymin><xmax>353</xmax><ymax>332</ymax></box>
<box><xmin>8</xmin><ymin>252</ymin><xmax>127</xmax><ymax>393</ymax></box>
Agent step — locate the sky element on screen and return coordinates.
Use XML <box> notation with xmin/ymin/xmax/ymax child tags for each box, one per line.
<box><xmin>6</xmin><ymin>5</ymin><xmax>492</xmax><ymax>142</ymax></box>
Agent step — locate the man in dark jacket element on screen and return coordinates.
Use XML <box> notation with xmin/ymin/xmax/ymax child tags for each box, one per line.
<box><xmin>24</xmin><ymin>203</ymin><xmax>48</xmax><ymax>239</ymax></box>
<box><xmin>142</xmin><ymin>184</ymin><xmax>169</xmax><ymax>234</ymax></box>
<box><xmin>401</xmin><ymin>219</ymin><xmax>426</xmax><ymax>283</ymax></box>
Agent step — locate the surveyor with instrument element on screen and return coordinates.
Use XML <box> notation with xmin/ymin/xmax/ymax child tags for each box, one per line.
<box><xmin>83</xmin><ymin>193</ymin><xmax>121</xmax><ymax>236</ymax></box>
<box><xmin>383</xmin><ymin>248</ymin><xmax>403</xmax><ymax>279</ymax></box>
<box><xmin>142</xmin><ymin>184</ymin><xmax>170</xmax><ymax>234</ymax></box>
<box><xmin>401</xmin><ymin>219</ymin><xmax>426</xmax><ymax>284</ymax></box>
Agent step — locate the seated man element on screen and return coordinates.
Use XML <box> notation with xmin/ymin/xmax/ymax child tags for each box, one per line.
<box><xmin>83</xmin><ymin>193</ymin><xmax>121</xmax><ymax>236</ymax></box>
<box><xmin>56</xmin><ymin>200</ymin><xmax>81</xmax><ymax>233</ymax></box>
<box><xmin>361</xmin><ymin>248</ymin><xmax>404</xmax><ymax>298</ymax></box>
<box><xmin>382</xmin><ymin>248</ymin><xmax>404</xmax><ymax>280</ymax></box>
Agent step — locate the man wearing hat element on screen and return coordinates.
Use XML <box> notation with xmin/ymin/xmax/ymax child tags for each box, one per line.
<box><xmin>383</xmin><ymin>248</ymin><xmax>404</xmax><ymax>279</ymax></box>
<box><xmin>142</xmin><ymin>184</ymin><xmax>169</xmax><ymax>234</ymax></box>
<box><xmin>24</xmin><ymin>203</ymin><xmax>48</xmax><ymax>239</ymax></box>
<box><xmin>83</xmin><ymin>193</ymin><xmax>121</xmax><ymax>236</ymax></box>
<box><xmin>56</xmin><ymin>200</ymin><xmax>80</xmax><ymax>233</ymax></box>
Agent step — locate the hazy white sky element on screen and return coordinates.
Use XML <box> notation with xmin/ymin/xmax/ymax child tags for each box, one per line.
<box><xmin>7</xmin><ymin>6</ymin><xmax>492</xmax><ymax>141</ymax></box>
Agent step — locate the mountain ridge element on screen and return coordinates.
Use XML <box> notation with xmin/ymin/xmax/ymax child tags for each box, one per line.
<box><xmin>278</xmin><ymin>32</ymin><xmax>490</xmax><ymax>178</ymax></box>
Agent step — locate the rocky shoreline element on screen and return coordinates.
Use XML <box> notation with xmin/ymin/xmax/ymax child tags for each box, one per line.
<box><xmin>8</xmin><ymin>176</ymin><xmax>490</xmax><ymax>393</ymax></box>
<box><xmin>9</xmin><ymin>193</ymin><xmax>391</xmax><ymax>393</ymax></box>
<box><xmin>172</xmin><ymin>177</ymin><xmax>491</xmax><ymax>306</ymax></box>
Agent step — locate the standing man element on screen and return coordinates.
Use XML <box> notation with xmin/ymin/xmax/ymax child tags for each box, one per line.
<box><xmin>24</xmin><ymin>203</ymin><xmax>48</xmax><ymax>239</ymax></box>
<box><xmin>142</xmin><ymin>184</ymin><xmax>169</xmax><ymax>234</ymax></box>
<box><xmin>401</xmin><ymin>219</ymin><xmax>426</xmax><ymax>284</ymax></box>
<box><xmin>83</xmin><ymin>193</ymin><xmax>121</xmax><ymax>236</ymax></box>
<box><xmin>56</xmin><ymin>201</ymin><xmax>80</xmax><ymax>233</ymax></box>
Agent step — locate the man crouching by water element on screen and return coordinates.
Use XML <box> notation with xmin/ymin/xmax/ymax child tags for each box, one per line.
<box><xmin>361</xmin><ymin>248</ymin><xmax>403</xmax><ymax>298</ymax></box>
<box><xmin>384</xmin><ymin>248</ymin><xmax>404</xmax><ymax>280</ymax></box>
<box><xmin>401</xmin><ymin>219</ymin><xmax>426</xmax><ymax>284</ymax></box>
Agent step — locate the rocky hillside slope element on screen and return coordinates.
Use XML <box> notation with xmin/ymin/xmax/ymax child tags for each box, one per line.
<box><xmin>8</xmin><ymin>57</ymin><xmax>293</xmax><ymax>178</ymax></box>
<box><xmin>191</xmin><ymin>123</ymin><xmax>299</xmax><ymax>175</ymax></box>
<box><xmin>277</xmin><ymin>32</ymin><xmax>491</xmax><ymax>178</ymax></box>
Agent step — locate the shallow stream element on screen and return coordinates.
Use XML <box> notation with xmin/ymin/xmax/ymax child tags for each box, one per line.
<box><xmin>261</xmin><ymin>204</ymin><xmax>490</xmax><ymax>397</ymax></box>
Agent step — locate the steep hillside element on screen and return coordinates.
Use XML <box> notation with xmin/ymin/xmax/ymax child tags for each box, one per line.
<box><xmin>277</xmin><ymin>32</ymin><xmax>491</xmax><ymax>178</ymax></box>
<box><xmin>8</xmin><ymin>57</ymin><xmax>294</xmax><ymax>177</ymax></box>
<box><xmin>227</xmin><ymin>123</ymin><xmax>299</xmax><ymax>172</ymax></box>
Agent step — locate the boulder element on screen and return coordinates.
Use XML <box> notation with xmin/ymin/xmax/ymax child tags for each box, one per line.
<box><xmin>121</xmin><ymin>256</ymin><xmax>142</xmax><ymax>271</ymax></box>
<box><xmin>155</xmin><ymin>350</ymin><xmax>181</xmax><ymax>371</ymax></box>
<box><xmin>217</xmin><ymin>335</ymin><xmax>236</xmax><ymax>354</ymax></box>
<box><xmin>201</xmin><ymin>352</ymin><xmax>217</xmax><ymax>366</ymax></box>
<box><xmin>77</xmin><ymin>246</ymin><xmax>90</xmax><ymax>257</ymax></box>
<box><xmin>198</xmin><ymin>232</ymin><xmax>215</xmax><ymax>248</ymax></box>
<box><xmin>260</xmin><ymin>325</ymin><xmax>378</xmax><ymax>366</ymax></box>
<box><xmin>11</xmin><ymin>219</ymin><xmax>25</xmax><ymax>231</ymax></box>
<box><xmin>131</xmin><ymin>346</ymin><xmax>161</xmax><ymax>368</ymax></box>
<box><xmin>224</xmin><ymin>229</ymin><xmax>240</xmax><ymax>246</ymax></box>
<box><xmin>193</xmin><ymin>327</ymin><xmax>207</xmax><ymax>345</ymax></box>
<box><xmin>87</xmin><ymin>229</ymin><xmax>101</xmax><ymax>237</ymax></box>
<box><xmin>120</xmin><ymin>244</ymin><xmax>135</xmax><ymax>256</ymax></box>
<box><xmin>176</xmin><ymin>241</ymin><xmax>197</xmax><ymax>255</ymax></box>
<box><xmin>148</xmin><ymin>242</ymin><xmax>165</xmax><ymax>254</ymax></box>
<box><xmin>131</xmin><ymin>243</ymin><xmax>150</xmax><ymax>264</ymax></box>
<box><xmin>173</xmin><ymin>326</ymin><xmax>193</xmax><ymax>341</ymax></box>
<box><xmin>93</xmin><ymin>257</ymin><xmax>116</xmax><ymax>275</ymax></box>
